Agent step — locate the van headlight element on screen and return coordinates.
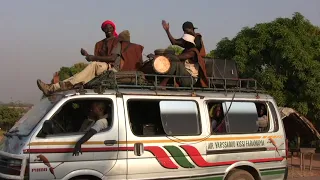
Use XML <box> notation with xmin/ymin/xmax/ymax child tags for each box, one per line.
<box><xmin>8</xmin><ymin>159</ymin><xmax>22</xmax><ymax>167</ymax></box>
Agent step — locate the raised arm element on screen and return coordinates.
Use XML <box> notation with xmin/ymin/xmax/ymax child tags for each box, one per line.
<box><xmin>165</xmin><ymin>30</ymin><xmax>184</xmax><ymax>47</ymax></box>
<box><xmin>162</xmin><ymin>20</ymin><xmax>184</xmax><ymax>47</ymax></box>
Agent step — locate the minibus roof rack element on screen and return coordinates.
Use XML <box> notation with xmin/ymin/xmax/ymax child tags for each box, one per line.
<box><xmin>82</xmin><ymin>71</ymin><xmax>264</xmax><ymax>94</ymax></box>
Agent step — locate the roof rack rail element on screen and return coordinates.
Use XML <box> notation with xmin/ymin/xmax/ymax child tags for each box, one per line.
<box><xmin>84</xmin><ymin>71</ymin><xmax>264</xmax><ymax>94</ymax></box>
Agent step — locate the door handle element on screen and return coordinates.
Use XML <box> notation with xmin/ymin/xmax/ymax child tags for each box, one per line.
<box><xmin>104</xmin><ymin>140</ymin><xmax>117</xmax><ymax>146</ymax></box>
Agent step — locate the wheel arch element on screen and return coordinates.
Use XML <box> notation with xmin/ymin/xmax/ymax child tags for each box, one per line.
<box><xmin>60</xmin><ymin>169</ymin><xmax>104</xmax><ymax>180</ymax></box>
<box><xmin>223</xmin><ymin>161</ymin><xmax>261</xmax><ymax>180</ymax></box>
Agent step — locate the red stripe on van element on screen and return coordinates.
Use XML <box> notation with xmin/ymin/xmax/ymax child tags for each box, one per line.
<box><xmin>145</xmin><ymin>146</ymin><xmax>179</xmax><ymax>169</ymax></box>
<box><xmin>24</xmin><ymin>147</ymin><xmax>129</xmax><ymax>153</ymax></box>
<box><xmin>180</xmin><ymin>145</ymin><xmax>284</xmax><ymax>167</ymax></box>
<box><xmin>24</xmin><ymin>146</ymin><xmax>178</xmax><ymax>169</ymax></box>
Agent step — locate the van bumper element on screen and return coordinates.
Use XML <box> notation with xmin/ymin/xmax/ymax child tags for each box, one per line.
<box><xmin>283</xmin><ymin>166</ymin><xmax>288</xmax><ymax>180</ymax></box>
<box><xmin>0</xmin><ymin>150</ymin><xmax>28</xmax><ymax>180</ymax></box>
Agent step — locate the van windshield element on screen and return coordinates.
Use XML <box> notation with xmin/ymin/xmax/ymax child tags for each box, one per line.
<box><xmin>8</xmin><ymin>94</ymin><xmax>63</xmax><ymax>136</ymax></box>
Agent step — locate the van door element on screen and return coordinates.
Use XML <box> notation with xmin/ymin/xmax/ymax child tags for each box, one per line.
<box><xmin>123</xmin><ymin>95</ymin><xmax>210</xmax><ymax>179</ymax></box>
<box><xmin>205</xmin><ymin>99</ymin><xmax>287</xmax><ymax>179</ymax></box>
<box><xmin>26</xmin><ymin>95</ymin><xmax>123</xmax><ymax>180</ymax></box>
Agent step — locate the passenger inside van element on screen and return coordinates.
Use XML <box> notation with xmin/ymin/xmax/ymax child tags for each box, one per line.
<box><xmin>78</xmin><ymin>103</ymin><xmax>111</xmax><ymax>132</ymax></box>
<box><xmin>256</xmin><ymin>103</ymin><xmax>269</xmax><ymax>132</ymax></box>
<box><xmin>208</xmin><ymin>101</ymin><xmax>270</xmax><ymax>134</ymax></box>
<box><xmin>37</xmin><ymin>99</ymin><xmax>112</xmax><ymax>139</ymax></box>
<box><xmin>209</xmin><ymin>104</ymin><xmax>224</xmax><ymax>132</ymax></box>
<box><xmin>73</xmin><ymin>101</ymin><xmax>111</xmax><ymax>156</ymax></box>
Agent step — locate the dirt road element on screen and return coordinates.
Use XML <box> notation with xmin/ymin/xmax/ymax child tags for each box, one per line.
<box><xmin>289</xmin><ymin>177</ymin><xmax>319</xmax><ymax>180</ymax></box>
<box><xmin>287</xmin><ymin>153</ymin><xmax>320</xmax><ymax>179</ymax></box>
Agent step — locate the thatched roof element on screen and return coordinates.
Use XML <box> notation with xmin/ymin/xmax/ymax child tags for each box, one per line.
<box><xmin>279</xmin><ymin>107</ymin><xmax>320</xmax><ymax>141</ymax></box>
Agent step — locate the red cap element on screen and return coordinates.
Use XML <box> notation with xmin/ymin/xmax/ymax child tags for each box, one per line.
<box><xmin>101</xmin><ymin>20</ymin><xmax>118</xmax><ymax>37</ymax></box>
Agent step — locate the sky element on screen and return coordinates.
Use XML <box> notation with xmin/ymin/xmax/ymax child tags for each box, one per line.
<box><xmin>0</xmin><ymin>0</ymin><xmax>319</xmax><ymax>104</ymax></box>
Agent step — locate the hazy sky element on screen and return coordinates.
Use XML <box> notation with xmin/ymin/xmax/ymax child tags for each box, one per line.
<box><xmin>0</xmin><ymin>0</ymin><xmax>319</xmax><ymax>104</ymax></box>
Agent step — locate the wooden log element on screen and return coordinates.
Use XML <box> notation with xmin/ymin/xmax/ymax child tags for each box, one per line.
<box><xmin>153</xmin><ymin>56</ymin><xmax>171</xmax><ymax>74</ymax></box>
<box><xmin>140</xmin><ymin>55</ymin><xmax>171</xmax><ymax>75</ymax></box>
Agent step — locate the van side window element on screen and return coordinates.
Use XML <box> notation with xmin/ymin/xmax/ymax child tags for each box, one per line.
<box><xmin>207</xmin><ymin>101</ymin><xmax>271</xmax><ymax>134</ymax></box>
<box><xmin>38</xmin><ymin>99</ymin><xmax>113</xmax><ymax>136</ymax></box>
<box><xmin>127</xmin><ymin>99</ymin><xmax>201</xmax><ymax>136</ymax></box>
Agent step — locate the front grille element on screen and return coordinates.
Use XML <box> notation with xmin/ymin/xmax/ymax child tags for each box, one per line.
<box><xmin>0</xmin><ymin>151</ymin><xmax>28</xmax><ymax>180</ymax></box>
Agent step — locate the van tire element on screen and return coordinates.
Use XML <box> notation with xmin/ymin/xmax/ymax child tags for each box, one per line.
<box><xmin>225</xmin><ymin>169</ymin><xmax>255</xmax><ymax>180</ymax></box>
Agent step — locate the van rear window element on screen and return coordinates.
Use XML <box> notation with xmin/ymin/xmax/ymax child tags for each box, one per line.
<box><xmin>127</xmin><ymin>99</ymin><xmax>201</xmax><ymax>136</ymax></box>
<box><xmin>207</xmin><ymin>100</ymin><xmax>277</xmax><ymax>134</ymax></box>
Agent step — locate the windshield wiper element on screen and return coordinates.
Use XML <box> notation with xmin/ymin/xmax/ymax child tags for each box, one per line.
<box><xmin>3</xmin><ymin>130</ymin><xmax>26</xmax><ymax>140</ymax></box>
<box><xmin>8</xmin><ymin>129</ymin><xmax>19</xmax><ymax>133</ymax></box>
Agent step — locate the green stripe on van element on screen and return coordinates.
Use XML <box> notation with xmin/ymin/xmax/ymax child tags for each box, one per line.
<box><xmin>163</xmin><ymin>146</ymin><xmax>195</xmax><ymax>168</ymax></box>
<box><xmin>261</xmin><ymin>169</ymin><xmax>285</xmax><ymax>176</ymax></box>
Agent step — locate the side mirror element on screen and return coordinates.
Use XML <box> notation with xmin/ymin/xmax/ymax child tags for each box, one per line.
<box><xmin>134</xmin><ymin>142</ymin><xmax>144</xmax><ymax>156</ymax></box>
<box><xmin>39</xmin><ymin>120</ymin><xmax>54</xmax><ymax>137</ymax></box>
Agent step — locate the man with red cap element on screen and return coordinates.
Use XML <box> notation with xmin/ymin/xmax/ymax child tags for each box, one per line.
<box><xmin>90</xmin><ymin>20</ymin><xmax>119</xmax><ymax>60</ymax></box>
<box><xmin>36</xmin><ymin>21</ymin><xmax>144</xmax><ymax>96</ymax></box>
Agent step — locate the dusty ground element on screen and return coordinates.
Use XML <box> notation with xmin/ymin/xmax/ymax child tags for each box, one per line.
<box><xmin>287</xmin><ymin>153</ymin><xmax>320</xmax><ymax>179</ymax></box>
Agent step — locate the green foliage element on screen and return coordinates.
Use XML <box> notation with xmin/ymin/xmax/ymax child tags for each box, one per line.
<box><xmin>167</xmin><ymin>45</ymin><xmax>215</xmax><ymax>58</ymax></box>
<box><xmin>58</xmin><ymin>67</ymin><xmax>72</xmax><ymax>81</ymax></box>
<box><xmin>0</xmin><ymin>104</ymin><xmax>28</xmax><ymax>131</ymax></box>
<box><xmin>167</xmin><ymin>45</ymin><xmax>184</xmax><ymax>55</ymax></box>
<box><xmin>205</xmin><ymin>50</ymin><xmax>215</xmax><ymax>58</ymax></box>
<box><xmin>59</xmin><ymin>62</ymin><xmax>88</xmax><ymax>81</ymax></box>
<box><xmin>214</xmin><ymin>12</ymin><xmax>320</xmax><ymax>123</ymax></box>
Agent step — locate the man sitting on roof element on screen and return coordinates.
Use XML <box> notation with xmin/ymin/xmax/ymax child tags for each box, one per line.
<box><xmin>37</xmin><ymin>30</ymin><xmax>144</xmax><ymax>96</ymax></box>
<box><xmin>162</xmin><ymin>20</ymin><xmax>207</xmax><ymax>58</ymax></box>
<box><xmin>159</xmin><ymin>33</ymin><xmax>208</xmax><ymax>87</ymax></box>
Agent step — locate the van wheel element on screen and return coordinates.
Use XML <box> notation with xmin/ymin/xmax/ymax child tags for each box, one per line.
<box><xmin>225</xmin><ymin>169</ymin><xmax>255</xmax><ymax>180</ymax></box>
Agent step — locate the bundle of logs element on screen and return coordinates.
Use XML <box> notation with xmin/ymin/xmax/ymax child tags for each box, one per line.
<box><xmin>138</xmin><ymin>48</ymin><xmax>239</xmax><ymax>87</ymax></box>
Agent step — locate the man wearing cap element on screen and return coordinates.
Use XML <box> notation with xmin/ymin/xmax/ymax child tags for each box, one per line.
<box><xmin>86</xmin><ymin>20</ymin><xmax>119</xmax><ymax>62</ymax></box>
<box><xmin>159</xmin><ymin>33</ymin><xmax>208</xmax><ymax>88</ymax></box>
<box><xmin>162</xmin><ymin>20</ymin><xmax>206</xmax><ymax>57</ymax></box>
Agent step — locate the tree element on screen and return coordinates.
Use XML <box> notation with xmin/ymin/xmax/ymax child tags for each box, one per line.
<box><xmin>58</xmin><ymin>62</ymin><xmax>88</xmax><ymax>81</ymax></box>
<box><xmin>167</xmin><ymin>45</ymin><xmax>184</xmax><ymax>55</ymax></box>
<box><xmin>205</xmin><ymin>50</ymin><xmax>215</xmax><ymax>58</ymax></box>
<box><xmin>0</xmin><ymin>104</ymin><xmax>28</xmax><ymax>131</ymax></box>
<box><xmin>214</xmin><ymin>12</ymin><xmax>320</xmax><ymax>123</ymax></box>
